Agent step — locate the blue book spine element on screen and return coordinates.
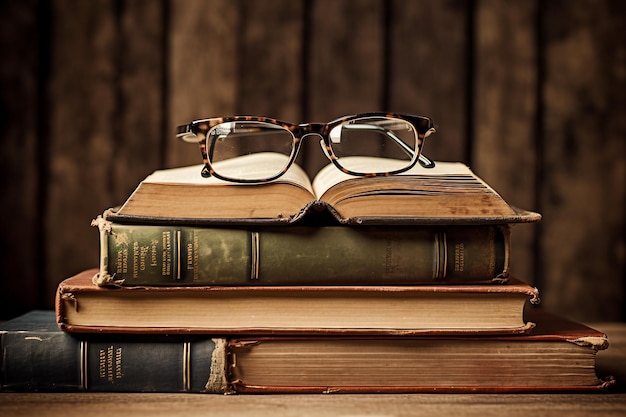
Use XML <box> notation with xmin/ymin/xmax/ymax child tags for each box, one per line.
<box><xmin>1</xmin><ymin>311</ymin><xmax>226</xmax><ymax>393</ymax></box>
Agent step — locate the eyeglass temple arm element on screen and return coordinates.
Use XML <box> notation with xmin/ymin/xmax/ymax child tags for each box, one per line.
<box><xmin>417</xmin><ymin>153</ymin><xmax>435</xmax><ymax>168</ymax></box>
<box><xmin>177</xmin><ymin>125</ymin><xmax>288</xmax><ymax>142</ymax></box>
<box><xmin>175</xmin><ymin>125</ymin><xmax>218</xmax><ymax>178</ymax></box>
<box><xmin>340</xmin><ymin>124</ymin><xmax>436</xmax><ymax>168</ymax></box>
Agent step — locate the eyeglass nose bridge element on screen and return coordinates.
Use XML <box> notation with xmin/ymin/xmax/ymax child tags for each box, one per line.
<box><xmin>296</xmin><ymin>132</ymin><xmax>334</xmax><ymax>162</ymax></box>
<box><xmin>292</xmin><ymin>123</ymin><xmax>335</xmax><ymax>161</ymax></box>
<box><xmin>295</xmin><ymin>122</ymin><xmax>327</xmax><ymax>136</ymax></box>
<box><xmin>294</xmin><ymin>121</ymin><xmax>334</xmax><ymax>161</ymax></box>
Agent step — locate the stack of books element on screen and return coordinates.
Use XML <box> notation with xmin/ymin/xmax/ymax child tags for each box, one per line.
<box><xmin>1</xmin><ymin>157</ymin><xmax>614</xmax><ymax>393</ymax></box>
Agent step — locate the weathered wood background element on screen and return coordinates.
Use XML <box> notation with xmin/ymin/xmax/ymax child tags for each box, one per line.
<box><xmin>1</xmin><ymin>0</ymin><xmax>624</xmax><ymax>322</ymax></box>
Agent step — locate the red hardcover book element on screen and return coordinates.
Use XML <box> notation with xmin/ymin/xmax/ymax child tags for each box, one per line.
<box><xmin>56</xmin><ymin>269</ymin><xmax>539</xmax><ymax>336</ymax></box>
<box><xmin>226</xmin><ymin>309</ymin><xmax>614</xmax><ymax>393</ymax></box>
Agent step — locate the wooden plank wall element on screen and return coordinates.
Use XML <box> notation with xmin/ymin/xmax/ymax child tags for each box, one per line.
<box><xmin>0</xmin><ymin>0</ymin><xmax>624</xmax><ymax>322</ymax></box>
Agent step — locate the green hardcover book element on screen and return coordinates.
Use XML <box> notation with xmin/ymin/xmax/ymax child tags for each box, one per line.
<box><xmin>92</xmin><ymin>215</ymin><xmax>511</xmax><ymax>286</ymax></box>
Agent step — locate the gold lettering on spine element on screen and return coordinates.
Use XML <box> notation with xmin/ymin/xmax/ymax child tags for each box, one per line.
<box><xmin>107</xmin><ymin>346</ymin><xmax>114</xmax><ymax>382</ymax></box>
<box><xmin>193</xmin><ymin>232</ymin><xmax>199</xmax><ymax>282</ymax></box>
<box><xmin>384</xmin><ymin>236</ymin><xmax>399</xmax><ymax>274</ymax></box>
<box><xmin>150</xmin><ymin>239</ymin><xmax>158</xmax><ymax>267</ymax></box>
<box><xmin>98</xmin><ymin>345</ymin><xmax>124</xmax><ymax>384</ymax></box>
<box><xmin>186</xmin><ymin>242</ymin><xmax>193</xmax><ymax>271</ymax></box>
<box><xmin>139</xmin><ymin>245</ymin><xmax>149</xmax><ymax>272</ymax></box>
<box><xmin>132</xmin><ymin>242</ymin><xmax>139</xmax><ymax>278</ymax></box>
<box><xmin>99</xmin><ymin>347</ymin><xmax>107</xmax><ymax>379</ymax></box>
<box><xmin>116</xmin><ymin>248</ymin><xmax>128</xmax><ymax>274</ymax></box>
<box><xmin>385</xmin><ymin>240</ymin><xmax>392</xmax><ymax>273</ymax></box>
<box><xmin>186</xmin><ymin>231</ymin><xmax>200</xmax><ymax>282</ymax></box>
<box><xmin>115</xmin><ymin>347</ymin><xmax>123</xmax><ymax>379</ymax></box>
<box><xmin>162</xmin><ymin>231</ymin><xmax>171</xmax><ymax>276</ymax></box>
<box><xmin>455</xmin><ymin>243</ymin><xmax>465</xmax><ymax>272</ymax></box>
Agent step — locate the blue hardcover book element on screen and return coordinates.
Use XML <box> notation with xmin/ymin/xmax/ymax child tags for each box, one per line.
<box><xmin>0</xmin><ymin>311</ymin><xmax>226</xmax><ymax>392</ymax></box>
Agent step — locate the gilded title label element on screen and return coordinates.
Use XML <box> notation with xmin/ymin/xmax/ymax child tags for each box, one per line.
<box><xmin>193</xmin><ymin>232</ymin><xmax>199</xmax><ymax>281</ymax></box>
<box><xmin>133</xmin><ymin>242</ymin><xmax>139</xmax><ymax>278</ymax></box>
<box><xmin>185</xmin><ymin>232</ymin><xmax>200</xmax><ymax>281</ymax></box>
<box><xmin>115</xmin><ymin>248</ymin><xmax>128</xmax><ymax>274</ymax></box>
<box><xmin>454</xmin><ymin>243</ymin><xmax>465</xmax><ymax>272</ymax></box>
<box><xmin>384</xmin><ymin>237</ymin><xmax>400</xmax><ymax>274</ymax></box>
<box><xmin>150</xmin><ymin>239</ymin><xmax>159</xmax><ymax>267</ymax></box>
<box><xmin>98</xmin><ymin>345</ymin><xmax>124</xmax><ymax>383</ymax></box>
<box><xmin>186</xmin><ymin>242</ymin><xmax>194</xmax><ymax>271</ymax></box>
<box><xmin>162</xmin><ymin>231</ymin><xmax>171</xmax><ymax>276</ymax></box>
<box><xmin>139</xmin><ymin>245</ymin><xmax>149</xmax><ymax>273</ymax></box>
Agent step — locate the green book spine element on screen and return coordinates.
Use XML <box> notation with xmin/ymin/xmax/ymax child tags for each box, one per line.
<box><xmin>0</xmin><ymin>311</ymin><xmax>227</xmax><ymax>393</ymax></box>
<box><xmin>93</xmin><ymin>217</ymin><xmax>510</xmax><ymax>286</ymax></box>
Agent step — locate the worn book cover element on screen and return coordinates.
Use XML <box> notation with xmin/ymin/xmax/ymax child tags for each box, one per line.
<box><xmin>56</xmin><ymin>269</ymin><xmax>539</xmax><ymax>336</ymax></box>
<box><xmin>108</xmin><ymin>160</ymin><xmax>541</xmax><ymax>226</ymax></box>
<box><xmin>1</xmin><ymin>311</ymin><xmax>226</xmax><ymax>393</ymax></box>
<box><xmin>92</xmin><ymin>216</ymin><xmax>511</xmax><ymax>287</ymax></box>
<box><xmin>227</xmin><ymin>309</ymin><xmax>614</xmax><ymax>393</ymax></box>
<box><xmin>3</xmin><ymin>310</ymin><xmax>614</xmax><ymax>393</ymax></box>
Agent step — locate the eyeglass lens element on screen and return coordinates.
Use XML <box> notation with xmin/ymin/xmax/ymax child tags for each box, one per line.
<box><xmin>205</xmin><ymin>116</ymin><xmax>419</xmax><ymax>181</ymax></box>
<box><xmin>207</xmin><ymin>121</ymin><xmax>295</xmax><ymax>181</ymax></box>
<box><xmin>329</xmin><ymin>116</ymin><xmax>417</xmax><ymax>173</ymax></box>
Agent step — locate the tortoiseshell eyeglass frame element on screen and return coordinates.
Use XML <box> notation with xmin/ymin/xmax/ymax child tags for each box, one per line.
<box><xmin>176</xmin><ymin>112</ymin><xmax>436</xmax><ymax>183</ymax></box>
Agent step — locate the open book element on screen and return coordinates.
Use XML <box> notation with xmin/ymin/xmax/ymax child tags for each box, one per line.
<box><xmin>111</xmin><ymin>154</ymin><xmax>541</xmax><ymax>225</ymax></box>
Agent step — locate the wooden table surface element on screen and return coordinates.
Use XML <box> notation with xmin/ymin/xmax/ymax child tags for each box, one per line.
<box><xmin>2</xmin><ymin>322</ymin><xmax>625</xmax><ymax>417</ymax></box>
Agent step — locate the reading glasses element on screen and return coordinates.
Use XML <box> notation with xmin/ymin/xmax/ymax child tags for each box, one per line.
<box><xmin>176</xmin><ymin>112</ymin><xmax>436</xmax><ymax>183</ymax></box>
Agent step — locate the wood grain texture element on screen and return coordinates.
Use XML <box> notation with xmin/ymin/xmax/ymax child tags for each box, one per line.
<box><xmin>0</xmin><ymin>0</ymin><xmax>41</xmax><ymax>318</ymax></box>
<box><xmin>45</xmin><ymin>0</ymin><xmax>119</xmax><ymax>305</ymax></box>
<box><xmin>473</xmin><ymin>0</ymin><xmax>539</xmax><ymax>286</ymax></box>
<box><xmin>1</xmin><ymin>392</ymin><xmax>625</xmax><ymax>417</ymax></box>
<box><xmin>114</xmin><ymin>0</ymin><xmax>166</xmax><ymax>196</ymax></box>
<box><xmin>235</xmin><ymin>0</ymin><xmax>304</xmax><ymax>121</ymax></box>
<box><xmin>540</xmin><ymin>0</ymin><xmax>626</xmax><ymax>321</ymax></box>
<box><xmin>305</xmin><ymin>0</ymin><xmax>385</xmax><ymax>175</ymax></box>
<box><xmin>45</xmin><ymin>0</ymin><xmax>166</xmax><ymax>307</ymax></box>
<box><xmin>389</xmin><ymin>0</ymin><xmax>471</xmax><ymax>163</ymax></box>
<box><xmin>0</xmin><ymin>0</ymin><xmax>624</xmax><ymax>321</ymax></box>
<box><xmin>167</xmin><ymin>0</ymin><xmax>238</xmax><ymax>168</ymax></box>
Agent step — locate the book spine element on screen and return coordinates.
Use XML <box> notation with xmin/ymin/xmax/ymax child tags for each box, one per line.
<box><xmin>93</xmin><ymin>218</ymin><xmax>510</xmax><ymax>286</ymax></box>
<box><xmin>0</xmin><ymin>330</ymin><xmax>227</xmax><ymax>393</ymax></box>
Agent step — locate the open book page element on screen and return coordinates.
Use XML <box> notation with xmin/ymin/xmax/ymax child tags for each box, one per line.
<box><xmin>311</xmin><ymin>157</ymin><xmax>479</xmax><ymax>200</ymax></box>
<box><xmin>144</xmin><ymin>153</ymin><xmax>314</xmax><ymax>194</ymax></box>
<box><xmin>113</xmin><ymin>154</ymin><xmax>538</xmax><ymax>223</ymax></box>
